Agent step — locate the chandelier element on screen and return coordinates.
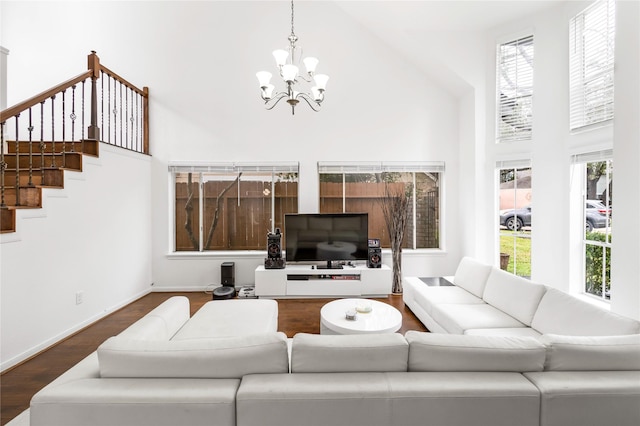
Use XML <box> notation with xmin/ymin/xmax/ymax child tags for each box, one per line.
<box><xmin>256</xmin><ymin>0</ymin><xmax>329</xmax><ymax>115</ymax></box>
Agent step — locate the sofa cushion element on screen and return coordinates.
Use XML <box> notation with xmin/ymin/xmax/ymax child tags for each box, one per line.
<box><xmin>453</xmin><ymin>257</ymin><xmax>493</xmax><ymax>298</ymax></box>
<box><xmin>413</xmin><ymin>286</ymin><xmax>484</xmax><ymax>315</ymax></box>
<box><xmin>406</xmin><ymin>331</ymin><xmax>545</xmax><ymax>372</ymax></box>
<box><xmin>482</xmin><ymin>268</ymin><xmax>546</xmax><ymax>326</ymax></box>
<box><xmin>172</xmin><ymin>299</ymin><xmax>278</xmax><ymax>339</ymax></box>
<box><xmin>541</xmin><ymin>334</ymin><xmax>640</xmax><ymax>371</ymax></box>
<box><xmin>431</xmin><ymin>303</ymin><xmax>527</xmax><ymax>334</ymax></box>
<box><xmin>523</xmin><ymin>371</ymin><xmax>640</xmax><ymax>426</ymax></box>
<box><xmin>464</xmin><ymin>328</ymin><xmax>542</xmax><ymax>338</ymax></box>
<box><xmin>290</xmin><ymin>333</ymin><xmax>408</xmax><ymax>372</ymax></box>
<box><xmin>118</xmin><ymin>296</ymin><xmax>190</xmax><ymax>341</ymax></box>
<box><xmin>98</xmin><ymin>332</ymin><xmax>289</xmax><ymax>378</ymax></box>
<box><xmin>531</xmin><ymin>287</ymin><xmax>640</xmax><ymax>335</ymax></box>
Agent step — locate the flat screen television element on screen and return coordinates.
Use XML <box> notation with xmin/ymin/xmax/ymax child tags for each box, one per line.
<box><xmin>284</xmin><ymin>213</ymin><xmax>369</xmax><ymax>269</ymax></box>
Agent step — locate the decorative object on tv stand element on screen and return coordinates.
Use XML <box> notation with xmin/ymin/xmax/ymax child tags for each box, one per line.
<box><xmin>256</xmin><ymin>0</ymin><xmax>329</xmax><ymax>115</ymax></box>
<box><xmin>265</xmin><ymin>228</ymin><xmax>286</xmax><ymax>269</ymax></box>
<box><xmin>381</xmin><ymin>183</ymin><xmax>412</xmax><ymax>294</ymax></box>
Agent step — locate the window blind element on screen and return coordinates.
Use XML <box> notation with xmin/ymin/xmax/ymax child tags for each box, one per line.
<box><xmin>318</xmin><ymin>161</ymin><xmax>445</xmax><ymax>174</ymax></box>
<box><xmin>168</xmin><ymin>162</ymin><xmax>299</xmax><ymax>173</ymax></box>
<box><xmin>571</xmin><ymin>149</ymin><xmax>613</xmax><ymax>164</ymax></box>
<box><xmin>496</xmin><ymin>35</ymin><xmax>534</xmax><ymax>142</ymax></box>
<box><xmin>569</xmin><ymin>0</ymin><xmax>616</xmax><ymax>131</ymax></box>
<box><xmin>495</xmin><ymin>158</ymin><xmax>532</xmax><ymax>170</ymax></box>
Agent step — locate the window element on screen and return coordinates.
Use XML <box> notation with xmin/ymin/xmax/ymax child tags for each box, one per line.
<box><xmin>170</xmin><ymin>163</ymin><xmax>298</xmax><ymax>252</ymax></box>
<box><xmin>496</xmin><ymin>35</ymin><xmax>534</xmax><ymax>142</ymax></box>
<box><xmin>318</xmin><ymin>162</ymin><xmax>443</xmax><ymax>249</ymax></box>
<box><xmin>497</xmin><ymin>160</ymin><xmax>532</xmax><ymax>277</ymax></box>
<box><xmin>572</xmin><ymin>151</ymin><xmax>613</xmax><ymax>300</ymax></box>
<box><xmin>569</xmin><ymin>0</ymin><xmax>616</xmax><ymax>130</ymax></box>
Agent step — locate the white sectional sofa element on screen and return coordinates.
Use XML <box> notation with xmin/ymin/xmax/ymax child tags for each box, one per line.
<box><xmin>403</xmin><ymin>256</ymin><xmax>640</xmax><ymax>337</ymax></box>
<box><xmin>30</xmin><ymin>288</ymin><xmax>640</xmax><ymax>426</ymax></box>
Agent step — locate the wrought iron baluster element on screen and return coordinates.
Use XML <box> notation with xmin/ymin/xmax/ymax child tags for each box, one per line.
<box><xmin>119</xmin><ymin>81</ymin><xmax>123</xmax><ymax>148</ymax></box>
<box><xmin>27</xmin><ymin>108</ymin><xmax>34</xmax><ymax>187</ymax></box>
<box><xmin>70</xmin><ymin>85</ymin><xmax>77</xmax><ymax>152</ymax></box>
<box><xmin>81</xmin><ymin>80</ymin><xmax>86</xmax><ymax>141</ymax></box>
<box><xmin>125</xmin><ymin>86</ymin><xmax>129</xmax><ymax>149</ymax></box>
<box><xmin>100</xmin><ymin>70</ymin><xmax>104</xmax><ymax>144</ymax></box>
<box><xmin>135</xmin><ymin>91</ymin><xmax>140</xmax><ymax>152</ymax></box>
<box><xmin>50</xmin><ymin>95</ymin><xmax>56</xmax><ymax>168</ymax></box>
<box><xmin>61</xmin><ymin>89</ymin><xmax>66</xmax><ymax>168</ymax></box>
<box><xmin>1</xmin><ymin>121</ymin><xmax>6</xmax><ymax>207</ymax></box>
<box><xmin>14</xmin><ymin>114</ymin><xmax>20</xmax><ymax>206</ymax></box>
<box><xmin>40</xmin><ymin>102</ymin><xmax>45</xmax><ymax>183</ymax></box>
<box><xmin>107</xmin><ymin>74</ymin><xmax>111</xmax><ymax>144</ymax></box>
<box><xmin>113</xmin><ymin>78</ymin><xmax>118</xmax><ymax>146</ymax></box>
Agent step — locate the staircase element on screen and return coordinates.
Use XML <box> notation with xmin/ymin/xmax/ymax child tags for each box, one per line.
<box><xmin>0</xmin><ymin>51</ymin><xmax>149</xmax><ymax>234</ymax></box>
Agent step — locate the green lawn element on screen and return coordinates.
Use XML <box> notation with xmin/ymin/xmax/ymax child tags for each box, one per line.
<box><xmin>500</xmin><ymin>232</ymin><xmax>531</xmax><ymax>277</ymax></box>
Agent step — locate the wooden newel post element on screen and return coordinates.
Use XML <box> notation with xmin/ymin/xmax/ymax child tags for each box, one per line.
<box><xmin>143</xmin><ymin>87</ymin><xmax>149</xmax><ymax>154</ymax></box>
<box><xmin>87</xmin><ymin>51</ymin><xmax>101</xmax><ymax>141</ymax></box>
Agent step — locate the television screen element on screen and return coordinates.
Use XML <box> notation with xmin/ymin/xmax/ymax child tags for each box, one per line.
<box><xmin>284</xmin><ymin>213</ymin><xmax>369</xmax><ymax>268</ymax></box>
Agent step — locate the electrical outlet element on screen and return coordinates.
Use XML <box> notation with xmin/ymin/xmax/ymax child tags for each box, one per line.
<box><xmin>76</xmin><ymin>291</ymin><xmax>83</xmax><ymax>305</ymax></box>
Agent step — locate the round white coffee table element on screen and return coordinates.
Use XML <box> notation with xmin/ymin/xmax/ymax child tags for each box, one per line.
<box><xmin>320</xmin><ymin>298</ymin><xmax>402</xmax><ymax>335</ymax></box>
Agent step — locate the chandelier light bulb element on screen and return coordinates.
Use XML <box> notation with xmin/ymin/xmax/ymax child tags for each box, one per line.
<box><xmin>256</xmin><ymin>71</ymin><xmax>272</xmax><ymax>88</ymax></box>
<box><xmin>313</xmin><ymin>74</ymin><xmax>329</xmax><ymax>91</ymax></box>
<box><xmin>311</xmin><ymin>86</ymin><xmax>322</xmax><ymax>102</ymax></box>
<box><xmin>264</xmin><ymin>84</ymin><xmax>275</xmax><ymax>100</ymax></box>
<box><xmin>273</xmin><ymin>49</ymin><xmax>289</xmax><ymax>67</ymax></box>
<box><xmin>303</xmin><ymin>57</ymin><xmax>319</xmax><ymax>74</ymax></box>
<box><xmin>282</xmin><ymin>64</ymin><xmax>299</xmax><ymax>83</ymax></box>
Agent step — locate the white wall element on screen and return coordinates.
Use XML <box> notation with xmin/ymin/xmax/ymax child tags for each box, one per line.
<box><xmin>0</xmin><ymin>144</ymin><xmax>152</xmax><ymax>371</ymax></box>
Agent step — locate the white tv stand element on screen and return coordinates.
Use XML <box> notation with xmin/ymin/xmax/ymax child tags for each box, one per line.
<box><xmin>254</xmin><ymin>264</ymin><xmax>392</xmax><ymax>298</ymax></box>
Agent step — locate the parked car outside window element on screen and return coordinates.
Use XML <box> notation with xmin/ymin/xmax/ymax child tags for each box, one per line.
<box><xmin>499</xmin><ymin>205</ymin><xmax>610</xmax><ymax>231</ymax></box>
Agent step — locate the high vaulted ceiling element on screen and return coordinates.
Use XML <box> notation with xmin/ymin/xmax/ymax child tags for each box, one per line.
<box><xmin>333</xmin><ymin>0</ymin><xmax>566</xmax><ymax>96</ymax></box>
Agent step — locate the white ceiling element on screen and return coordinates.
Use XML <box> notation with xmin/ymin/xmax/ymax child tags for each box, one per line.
<box><xmin>332</xmin><ymin>0</ymin><xmax>566</xmax><ymax>96</ymax></box>
<box><xmin>334</xmin><ymin>1</ymin><xmax>564</xmax><ymax>32</ymax></box>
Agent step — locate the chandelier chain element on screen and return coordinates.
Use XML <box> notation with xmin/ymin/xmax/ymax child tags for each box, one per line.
<box><xmin>290</xmin><ymin>0</ymin><xmax>295</xmax><ymax>37</ymax></box>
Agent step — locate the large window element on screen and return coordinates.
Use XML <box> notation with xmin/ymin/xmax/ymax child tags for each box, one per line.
<box><xmin>497</xmin><ymin>161</ymin><xmax>532</xmax><ymax>277</ymax></box>
<box><xmin>572</xmin><ymin>151</ymin><xmax>613</xmax><ymax>300</ymax></box>
<box><xmin>170</xmin><ymin>163</ymin><xmax>298</xmax><ymax>252</ymax></box>
<box><xmin>496</xmin><ymin>35</ymin><xmax>534</xmax><ymax>142</ymax></box>
<box><xmin>569</xmin><ymin>0</ymin><xmax>616</xmax><ymax>130</ymax></box>
<box><xmin>318</xmin><ymin>162</ymin><xmax>443</xmax><ymax>249</ymax></box>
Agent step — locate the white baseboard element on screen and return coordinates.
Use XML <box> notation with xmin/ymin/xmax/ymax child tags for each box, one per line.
<box><xmin>0</xmin><ymin>288</ymin><xmax>152</xmax><ymax>373</ymax></box>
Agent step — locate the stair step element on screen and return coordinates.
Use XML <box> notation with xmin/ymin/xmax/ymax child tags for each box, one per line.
<box><xmin>3</xmin><ymin>152</ymin><xmax>83</xmax><ymax>171</ymax></box>
<box><xmin>1</xmin><ymin>186</ymin><xmax>42</xmax><ymax>207</ymax></box>
<box><xmin>3</xmin><ymin>168</ymin><xmax>65</xmax><ymax>188</ymax></box>
<box><xmin>6</xmin><ymin>140</ymin><xmax>99</xmax><ymax>157</ymax></box>
<box><xmin>0</xmin><ymin>208</ymin><xmax>16</xmax><ymax>233</ymax></box>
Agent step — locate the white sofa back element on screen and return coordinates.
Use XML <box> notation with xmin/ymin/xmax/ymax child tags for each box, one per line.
<box><xmin>531</xmin><ymin>287</ymin><xmax>640</xmax><ymax>336</ymax></box>
<box><xmin>290</xmin><ymin>333</ymin><xmax>408</xmax><ymax>372</ymax></box>
<box><xmin>483</xmin><ymin>268</ymin><xmax>547</xmax><ymax>326</ymax></box>
<box><xmin>98</xmin><ymin>332</ymin><xmax>290</xmax><ymax>378</ymax></box>
<box><xmin>453</xmin><ymin>256</ymin><xmax>493</xmax><ymax>297</ymax></box>
<box><xmin>118</xmin><ymin>296</ymin><xmax>190</xmax><ymax>341</ymax></box>
<box><xmin>406</xmin><ymin>331</ymin><xmax>546</xmax><ymax>372</ymax></box>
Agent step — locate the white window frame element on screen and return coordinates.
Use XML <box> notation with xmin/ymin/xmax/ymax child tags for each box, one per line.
<box><xmin>496</xmin><ymin>35</ymin><xmax>534</xmax><ymax>143</ymax></box>
<box><xmin>569</xmin><ymin>0</ymin><xmax>616</xmax><ymax>131</ymax></box>
<box><xmin>570</xmin><ymin>150</ymin><xmax>612</xmax><ymax>301</ymax></box>
<box><xmin>496</xmin><ymin>158</ymin><xmax>532</xmax><ymax>277</ymax></box>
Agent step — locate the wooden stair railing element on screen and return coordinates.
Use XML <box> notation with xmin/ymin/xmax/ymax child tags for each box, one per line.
<box><xmin>0</xmin><ymin>51</ymin><xmax>149</xmax><ymax>233</ymax></box>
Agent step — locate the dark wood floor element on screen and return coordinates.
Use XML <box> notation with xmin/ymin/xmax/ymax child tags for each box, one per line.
<box><xmin>0</xmin><ymin>292</ymin><xmax>426</xmax><ymax>425</ymax></box>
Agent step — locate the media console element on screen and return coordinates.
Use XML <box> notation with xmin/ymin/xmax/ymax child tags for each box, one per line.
<box><xmin>254</xmin><ymin>264</ymin><xmax>392</xmax><ymax>298</ymax></box>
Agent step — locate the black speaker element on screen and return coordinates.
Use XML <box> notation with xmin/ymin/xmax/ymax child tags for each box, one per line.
<box><xmin>265</xmin><ymin>228</ymin><xmax>286</xmax><ymax>269</ymax></box>
<box><xmin>367</xmin><ymin>248</ymin><xmax>382</xmax><ymax>268</ymax></box>
<box><xmin>367</xmin><ymin>238</ymin><xmax>381</xmax><ymax>268</ymax></box>
<box><xmin>221</xmin><ymin>262</ymin><xmax>235</xmax><ymax>287</ymax></box>
<box><xmin>267</xmin><ymin>228</ymin><xmax>282</xmax><ymax>259</ymax></box>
